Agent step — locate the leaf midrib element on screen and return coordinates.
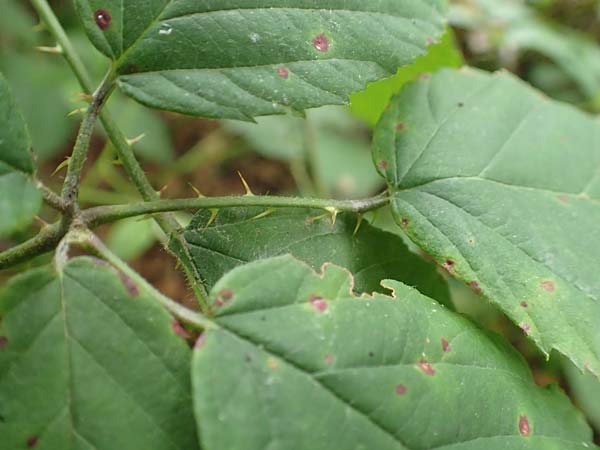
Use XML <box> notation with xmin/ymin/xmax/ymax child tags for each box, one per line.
<box><xmin>399</xmin><ymin>175</ymin><xmax>600</xmax><ymax>204</ymax></box>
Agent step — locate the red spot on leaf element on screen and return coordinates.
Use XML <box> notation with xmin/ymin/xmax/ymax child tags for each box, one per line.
<box><xmin>395</xmin><ymin>384</ymin><xmax>407</xmax><ymax>395</ymax></box>
<box><xmin>469</xmin><ymin>281</ymin><xmax>482</xmax><ymax>294</ymax></box>
<box><xmin>172</xmin><ymin>320</ymin><xmax>192</xmax><ymax>340</ymax></box>
<box><xmin>0</xmin><ymin>336</ymin><xmax>7</xmax><ymax>349</ymax></box>
<box><xmin>441</xmin><ymin>338</ymin><xmax>450</xmax><ymax>353</ymax></box>
<box><xmin>540</xmin><ymin>280</ymin><xmax>555</xmax><ymax>293</ymax></box>
<box><xmin>395</xmin><ymin>123</ymin><xmax>405</xmax><ymax>131</ymax></box>
<box><xmin>519</xmin><ymin>415</ymin><xmax>531</xmax><ymax>437</ymax></box>
<box><xmin>442</xmin><ymin>259</ymin><xmax>455</xmax><ymax>272</ymax></box>
<box><xmin>557</xmin><ymin>195</ymin><xmax>569</xmax><ymax>204</ymax></box>
<box><xmin>118</xmin><ymin>272</ymin><xmax>139</xmax><ymax>297</ymax></box>
<box><xmin>400</xmin><ymin>218</ymin><xmax>409</xmax><ymax>229</ymax></box>
<box><xmin>27</xmin><ymin>436</ymin><xmax>39</xmax><ymax>448</ymax></box>
<box><xmin>277</xmin><ymin>66</ymin><xmax>289</xmax><ymax>79</ymax></box>
<box><xmin>378</xmin><ymin>160</ymin><xmax>389</xmax><ymax>170</ymax></box>
<box><xmin>520</xmin><ymin>323</ymin><xmax>531</xmax><ymax>334</ymax></box>
<box><xmin>418</xmin><ymin>359</ymin><xmax>435</xmax><ymax>376</ymax></box>
<box><xmin>426</xmin><ymin>37</ymin><xmax>435</xmax><ymax>45</ymax></box>
<box><xmin>215</xmin><ymin>289</ymin><xmax>234</xmax><ymax>307</ymax></box>
<box><xmin>194</xmin><ymin>333</ymin><xmax>206</xmax><ymax>349</ymax></box>
<box><xmin>312</xmin><ymin>33</ymin><xmax>330</xmax><ymax>52</ymax></box>
<box><xmin>310</xmin><ymin>295</ymin><xmax>328</xmax><ymax>312</ymax></box>
<box><xmin>94</xmin><ymin>9</ymin><xmax>111</xmax><ymax>30</ymax></box>
<box><xmin>324</xmin><ymin>355</ymin><xmax>334</xmax><ymax>365</ymax></box>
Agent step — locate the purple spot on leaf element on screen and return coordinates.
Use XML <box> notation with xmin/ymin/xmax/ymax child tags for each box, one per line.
<box><xmin>94</xmin><ymin>9</ymin><xmax>111</xmax><ymax>30</ymax></box>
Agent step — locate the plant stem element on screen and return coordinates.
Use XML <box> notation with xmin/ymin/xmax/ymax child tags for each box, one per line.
<box><xmin>61</xmin><ymin>72</ymin><xmax>114</xmax><ymax>214</ymax></box>
<box><xmin>81</xmin><ymin>231</ymin><xmax>215</xmax><ymax>330</ymax></box>
<box><xmin>0</xmin><ymin>222</ymin><xmax>66</xmax><ymax>270</ymax></box>
<box><xmin>35</xmin><ymin>180</ymin><xmax>67</xmax><ymax>212</ymax></box>
<box><xmin>30</xmin><ymin>0</ymin><xmax>210</xmax><ymax>308</ymax></box>
<box><xmin>83</xmin><ymin>194</ymin><xmax>390</xmax><ymax>227</ymax></box>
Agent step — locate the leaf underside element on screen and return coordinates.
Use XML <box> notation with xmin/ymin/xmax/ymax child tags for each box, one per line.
<box><xmin>373</xmin><ymin>68</ymin><xmax>600</xmax><ymax>376</ymax></box>
<box><xmin>193</xmin><ymin>255</ymin><xmax>594</xmax><ymax>450</ymax></box>
<box><xmin>0</xmin><ymin>258</ymin><xmax>198</xmax><ymax>450</ymax></box>
<box><xmin>178</xmin><ymin>207</ymin><xmax>451</xmax><ymax>306</ymax></box>
<box><xmin>75</xmin><ymin>0</ymin><xmax>447</xmax><ymax>119</ymax></box>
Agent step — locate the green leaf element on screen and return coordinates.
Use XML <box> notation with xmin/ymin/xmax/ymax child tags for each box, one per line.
<box><xmin>0</xmin><ymin>73</ymin><xmax>33</xmax><ymax>174</ymax></box>
<box><xmin>564</xmin><ymin>358</ymin><xmax>600</xmax><ymax>433</ymax></box>
<box><xmin>179</xmin><ymin>207</ymin><xmax>450</xmax><ymax>305</ymax></box>
<box><xmin>350</xmin><ymin>28</ymin><xmax>463</xmax><ymax>127</ymax></box>
<box><xmin>0</xmin><ymin>257</ymin><xmax>198</xmax><ymax>450</ymax></box>
<box><xmin>0</xmin><ymin>74</ymin><xmax>41</xmax><ymax>237</ymax></box>
<box><xmin>192</xmin><ymin>255</ymin><xmax>594</xmax><ymax>450</ymax></box>
<box><xmin>0</xmin><ymin>168</ymin><xmax>42</xmax><ymax>237</ymax></box>
<box><xmin>106</xmin><ymin>217</ymin><xmax>158</xmax><ymax>261</ymax></box>
<box><xmin>0</xmin><ymin>51</ymin><xmax>78</xmax><ymax>161</ymax></box>
<box><xmin>373</xmin><ymin>67</ymin><xmax>600</xmax><ymax>376</ymax></box>
<box><xmin>74</xmin><ymin>0</ymin><xmax>447</xmax><ymax>119</ymax></box>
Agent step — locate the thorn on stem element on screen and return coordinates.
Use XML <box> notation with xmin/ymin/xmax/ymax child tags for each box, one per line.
<box><xmin>250</xmin><ymin>208</ymin><xmax>275</xmax><ymax>221</ymax></box>
<box><xmin>352</xmin><ymin>214</ymin><xmax>363</xmax><ymax>236</ymax></box>
<box><xmin>237</xmin><ymin>171</ymin><xmax>254</xmax><ymax>196</ymax></box>
<box><xmin>51</xmin><ymin>157</ymin><xmax>70</xmax><ymax>176</ymax></box>
<box><xmin>325</xmin><ymin>207</ymin><xmax>339</xmax><ymax>228</ymax></box>
<box><xmin>188</xmin><ymin>182</ymin><xmax>205</xmax><ymax>198</ymax></box>
<box><xmin>35</xmin><ymin>44</ymin><xmax>63</xmax><ymax>54</ymax></box>
<box><xmin>204</xmin><ymin>209</ymin><xmax>219</xmax><ymax>229</ymax></box>
<box><xmin>66</xmin><ymin>107</ymin><xmax>87</xmax><ymax>117</ymax></box>
<box><xmin>126</xmin><ymin>133</ymin><xmax>146</xmax><ymax>146</ymax></box>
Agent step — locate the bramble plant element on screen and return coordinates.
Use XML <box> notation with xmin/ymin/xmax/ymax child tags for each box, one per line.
<box><xmin>1</xmin><ymin>1</ymin><xmax>600</xmax><ymax>449</ymax></box>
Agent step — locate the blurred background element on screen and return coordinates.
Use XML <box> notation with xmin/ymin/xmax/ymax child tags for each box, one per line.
<box><xmin>2</xmin><ymin>0</ymin><xmax>600</xmax><ymax>439</ymax></box>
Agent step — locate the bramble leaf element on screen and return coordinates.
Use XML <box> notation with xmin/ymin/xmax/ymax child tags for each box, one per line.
<box><xmin>192</xmin><ymin>255</ymin><xmax>595</xmax><ymax>450</ymax></box>
<box><xmin>0</xmin><ymin>74</ymin><xmax>41</xmax><ymax>236</ymax></box>
<box><xmin>0</xmin><ymin>257</ymin><xmax>198</xmax><ymax>450</ymax></box>
<box><xmin>74</xmin><ymin>0</ymin><xmax>447</xmax><ymax>119</ymax></box>
<box><xmin>178</xmin><ymin>207</ymin><xmax>450</xmax><ymax>305</ymax></box>
<box><xmin>373</xmin><ymin>68</ymin><xmax>600</xmax><ymax>376</ymax></box>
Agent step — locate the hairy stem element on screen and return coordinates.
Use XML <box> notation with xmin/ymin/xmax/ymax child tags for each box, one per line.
<box><xmin>0</xmin><ymin>222</ymin><xmax>66</xmax><ymax>270</ymax></box>
<box><xmin>80</xmin><ymin>231</ymin><xmax>215</xmax><ymax>330</ymax></box>
<box><xmin>83</xmin><ymin>193</ymin><xmax>390</xmax><ymax>227</ymax></box>
<box><xmin>61</xmin><ymin>72</ymin><xmax>114</xmax><ymax>214</ymax></box>
<box><xmin>30</xmin><ymin>0</ymin><xmax>210</xmax><ymax>308</ymax></box>
<box><xmin>35</xmin><ymin>180</ymin><xmax>67</xmax><ymax>212</ymax></box>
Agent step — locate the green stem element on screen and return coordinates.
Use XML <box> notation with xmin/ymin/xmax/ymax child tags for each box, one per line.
<box><xmin>83</xmin><ymin>193</ymin><xmax>390</xmax><ymax>227</ymax></box>
<box><xmin>0</xmin><ymin>222</ymin><xmax>66</xmax><ymax>270</ymax></box>
<box><xmin>61</xmin><ymin>72</ymin><xmax>115</xmax><ymax>214</ymax></box>
<box><xmin>30</xmin><ymin>0</ymin><xmax>210</xmax><ymax>308</ymax></box>
<box><xmin>35</xmin><ymin>180</ymin><xmax>67</xmax><ymax>212</ymax></box>
<box><xmin>80</xmin><ymin>231</ymin><xmax>215</xmax><ymax>330</ymax></box>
